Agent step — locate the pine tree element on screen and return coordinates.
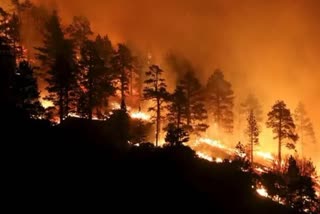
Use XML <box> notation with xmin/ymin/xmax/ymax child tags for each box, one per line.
<box><xmin>167</xmin><ymin>86</ymin><xmax>187</xmax><ymax>129</ymax></box>
<box><xmin>179</xmin><ymin>71</ymin><xmax>208</xmax><ymax>135</ymax></box>
<box><xmin>294</xmin><ymin>102</ymin><xmax>317</xmax><ymax>156</ymax></box>
<box><xmin>66</xmin><ymin>16</ymin><xmax>93</xmax><ymax>48</ymax></box>
<box><xmin>285</xmin><ymin>156</ymin><xmax>319</xmax><ymax>213</ymax></box>
<box><xmin>206</xmin><ymin>69</ymin><xmax>234</xmax><ymax>133</ymax></box>
<box><xmin>0</xmin><ymin>9</ymin><xmax>22</xmax><ymax>60</ymax></box>
<box><xmin>36</xmin><ymin>11</ymin><xmax>78</xmax><ymax>122</ymax></box>
<box><xmin>246</xmin><ymin>110</ymin><xmax>260</xmax><ymax>164</ymax></box>
<box><xmin>94</xmin><ymin>35</ymin><xmax>114</xmax><ymax>116</ymax></box>
<box><xmin>143</xmin><ymin>65</ymin><xmax>169</xmax><ymax>146</ymax></box>
<box><xmin>165</xmin><ymin>123</ymin><xmax>189</xmax><ymax>147</ymax></box>
<box><xmin>95</xmin><ymin>34</ymin><xmax>113</xmax><ymax>67</ymax></box>
<box><xmin>111</xmin><ymin>44</ymin><xmax>133</xmax><ymax>110</ymax></box>
<box><xmin>13</xmin><ymin>60</ymin><xmax>44</xmax><ymax>118</ymax></box>
<box><xmin>266</xmin><ymin>100</ymin><xmax>298</xmax><ymax>169</ymax></box>
<box><xmin>78</xmin><ymin>39</ymin><xmax>115</xmax><ymax>119</ymax></box>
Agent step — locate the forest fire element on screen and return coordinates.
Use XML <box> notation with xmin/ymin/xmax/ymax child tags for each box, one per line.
<box><xmin>196</xmin><ymin>152</ymin><xmax>213</xmax><ymax>162</ymax></box>
<box><xmin>1</xmin><ymin>0</ymin><xmax>319</xmax><ymax>212</ymax></box>
<box><xmin>130</xmin><ymin>111</ymin><xmax>151</xmax><ymax>121</ymax></box>
<box><xmin>256</xmin><ymin>186</ymin><xmax>268</xmax><ymax>198</ymax></box>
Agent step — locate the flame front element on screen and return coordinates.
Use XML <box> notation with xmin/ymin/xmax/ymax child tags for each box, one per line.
<box><xmin>130</xmin><ymin>111</ymin><xmax>151</xmax><ymax>121</ymax></box>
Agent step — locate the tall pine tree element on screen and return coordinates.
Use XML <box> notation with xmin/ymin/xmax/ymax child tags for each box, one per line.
<box><xmin>143</xmin><ymin>65</ymin><xmax>169</xmax><ymax>146</ymax></box>
<box><xmin>246</xmin><ymin>110</ymin><xmax>260</xmax><ymax>164</ymax></box>
<box><xmin>179</xmin><ymin>71</ymin><xmax>208</xmax><ymax>136</ymax></box>
<box><xmin>167</xmin><ymin>86</ymin><xmax>187</xmax><ymax>129</ymax></box>
<box><xmin>206</xmin><ymin>69</ymin><xmax>234</xmax><ymax>133</ymax></box>
<box><xmin>294</xmin><ymin>102</ymin><xmax>317</xmax><ymax>156</ymax></box>
<box><xmin>111</xmin><ymin>44</ymin><xmax>133</xmax><ymax>110</ymax></box>
<box><xmin>78</xmin><ymin>39</ymin><xmax>115</xmax><ymax>119</ymax></box>
<box><xmin>13</xmin><ymin>60</ymin><xmax>44</xmax><ymax>118</ymax></box>
<box><xmin>266</xmin><ymin>100</ymin><xmax>298</xmax><ymax>169</ymax></box>
<box><xmin>36</xmin><ymin>11</ymin><xmax>78</xmax><ymax>122</ymax></box>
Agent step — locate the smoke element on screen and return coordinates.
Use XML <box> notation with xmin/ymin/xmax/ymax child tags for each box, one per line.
<box><xmin>19</xmin><ymin>0</ymin><xmax>320</xmax><ymax>167</ymax></box>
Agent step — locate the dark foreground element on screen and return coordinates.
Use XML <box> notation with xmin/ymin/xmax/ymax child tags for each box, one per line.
<box><xmin>5</xmin><ymin>117</ymin><xmax>298</xmax><ymax>213</ymax></box>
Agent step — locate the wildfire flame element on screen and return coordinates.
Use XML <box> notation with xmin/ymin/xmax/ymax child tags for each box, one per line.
<box><xmin>196</xmin><ymin>137</ymin><xmax>225</xmax><ymax>149</ymax></box>
<box><xmin>130</xmin><ymin>111</ymin><xmax>151</xmax><ymax>121</ymax></box>
<box><xmin>197</xmin><ymin>152</ymin><xmax>213</xmax><ymax>162</ymax></box>
<box><xmin>255</xmin><ymin>151</ymin><xmax>274</xmax><ymax>161</ymax></box>
<box><xmin>256</xmin><ymin>186</ymin><xmax>268</xmax><ymax>198</ymax></box>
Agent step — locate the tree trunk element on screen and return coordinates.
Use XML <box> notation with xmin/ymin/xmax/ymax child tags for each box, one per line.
<box><xmin>278</xmin><ymin>108</ymin><xmax>283</xmax><ymax>170</ymax></box>
<box><xmin>177</xmin><ymin>105</ymin><xmax>181</xmax><ymax>129</ymax></box>
<box><xmin>65</xmin><ymin>85</ymin><xmax>69</xmax><ymax>120</ymax></box>
<box><xmin>59</xmin><ymin>88</ymin><xmax>64</xmax><ymax>122</ymax></box>
<box><xmin>156</xmin><ymin>97</ymin><xmax>160</xmax><ymax>147</ymax></box>
<box><xmin>120</xmin><ymin>70</ymin><xmax>126</xmax><ymax>111</ymax></box>
<box><xmin>186</xmin><ymin>86</ymin><xmax>191</xmax><ymax>126</ymax></box>
<box><xmin>88</xmin><ymin>74</ymin><xmax>93</xmax><ymax>120</ymax></box>
<box><xmin>251</xmin><ymin>134</ymin><xmax>254</xmax><ymax>164</ymax></box>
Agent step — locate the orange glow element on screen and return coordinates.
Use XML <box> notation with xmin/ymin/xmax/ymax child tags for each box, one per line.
<box><xmin>11</xmin><ymin>0</ymin><xmax>319</xmax><ymax>174</ymax></box>
<box><xmin>256</xmin><ymin>187</ymin><xmax>268</xmax><ymax>198</ymax></box>
<box><xmin>130</xmin><ymin>111</ymin><xmax>151</xmax><ymax>121</ymax></box>
<box><xmin>197</xmin><ymin>152</ymin><xmax>213</xmax><ymax>162</ymax></box>
<box><xmin>40</xmin><ymin>99</ymin><xmax>53</xmax><ymax>108</ymax></box>
<box><xmin>255</xmin><ymin>151</ymin><xmax>274</xmax><ymax>162</ymax></box>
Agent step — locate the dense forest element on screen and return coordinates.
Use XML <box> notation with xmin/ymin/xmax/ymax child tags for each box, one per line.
<box><xmin>1</xmin><ymin>1</ymin><xmax>319</xmax><ymax>213</ymax></box>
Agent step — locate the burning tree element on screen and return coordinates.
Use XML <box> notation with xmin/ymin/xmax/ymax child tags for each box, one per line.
<box><xmin>13</xmin><ymin>60</ymin><xmax>44</xmax><ymax>119</ymax></box>
<box><xmin>294</xmin><ymin>102</ymin><xmax>317</xmax><ymax>156</ymax></box>
<box><xmin>0</xmin><ymin>8</ymin><xmax>23</xmax><ymax>60</ymax></box>
<box><xmin>179</xmin><ymin>71</ymin><xmax>208</xmax><ymax>135</ymax></box>
<box><xmin>110</xmin><ymin>44</ymin><xmax>134</xmax><ymax>111</ymax></box>
<box><xmin>67</xmin><ymin>16</ymin><xmax>93</xmax><ymax>48</ymax></box>
<box><xmin>36</xmin><ymin>11</ymin><xmax>78</xmax><ymax>122</ymax></box>
<box><xmin>266</xmin><ymin>100</ymin><xmax>298</xmax><ymax>169</ymax></box>
<box><xmin>206</xmin><ymin>69</ymin><xmax>234</xmax><ymax>133</ymax></box>
<box><xmin>78</xmin><ymin>39</ymin><xmax>115</xmax><ymax>120</ymax></box>
<box><xmin>285</xmin><ymin>156</ymin><xmax>319</xmax><ymax>213</ymax></box>
<box><xmin>167</xmin><ymin>86</ymin><xmax>187</xmax><ymax>129</ymax></box>
<box><xmin>143</xmin><ymin>65</ymin><xmax>169</xmax><ymax>147</ymax></box>
<box><xmin>246</xmin><ymin>110</ymin><xmax>260</xmax><ymax>164</ymax></box>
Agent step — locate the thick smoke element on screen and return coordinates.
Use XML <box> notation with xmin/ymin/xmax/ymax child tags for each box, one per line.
<box><xmin>11</xmin><ymin>0</ymin><xmax>320</xmax><ymax>166</ymax></box>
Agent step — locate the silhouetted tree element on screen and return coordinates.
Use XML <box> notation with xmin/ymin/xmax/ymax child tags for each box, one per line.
<box><xmin>167</xmin><ymin>86</ymin><xmax>187</xmax><ymax>129</ymax></box>
<box><xmin>285</xmin><ymin>156</ymin><xmax>319</xmax><ymax>213</ymax></box>
<box><xmin>111</xmin><ymin>44</ymin><xmax>134</xmax><ymax>111</ymax></box>
<box><xmin>94</xmin><ymin>35</ymin><xmax>114</xmax><ymax>115</ymax></box>
<box><xmin>36</xmin><ymin>11</ymin><xmax>78</xmax><ymax>122</ymax></box>
<box><xmin>67</xmin><ymin>16</ymin><xmax>93</xmax><ymax>47</ymax></box>
<box><xmin>165</xmin><ymin>123</ymin><xmax>189</xmax><ymax>147</ymax></box>
<box><xmin>95</xmin><ymin>34</ymin><xmax>113</xmax><ymax>67</ymax></box>
<box><xmin>294</xmin><ymin>102</ymin><xmax>317</xmax><ymax>156</ymax></box>
<box><xmin>0</xmin><ymin>33</ymin><xmax>15</xmax><ymax>112</ymax></box>
<box><xmin>234</xmin><ymin>141</ymin><xmax>250</xmax><ymax>170</ymax></box>
<box><xmin>266</xmin><ymin>101</ymin><xmax>298</xmax><ymax>170</ymax></box>
<box><xmin>246</xmin><ymin>110</ymin><xmax>260</xmax><ymax>164</ymax></box>
<box><xmin>179</xmin><ymin>71</ymin><xmax>208</xmax><ymax>135</ymax></box>
<box><xmin>13</xmin><ymin>60</ymin><xmax>44</xmax><ymax>118</ymax></box>
<box><xmin>78</xmin><ymin>39</ymin><xmax>115</xmax><ymax>119</ymax></box>
<box><xmin>0</xmin><ymin>10</ymin><xmax>22</xmax><ymax>59</ymax></box>
<box><xmin>206</xmin><ymin>69</ymin><xmax>234</xmax><ymax>133</ymax></box>
<box><xmin>143</xmin><ymin>65</ymin><xmax>169</xmax><ymax>146</ymax></box>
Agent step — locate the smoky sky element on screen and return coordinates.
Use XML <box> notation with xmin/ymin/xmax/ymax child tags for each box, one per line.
<box><xmin>8</xmin><ymin>0</ymin><xmax>320</xmax><ymax>163</ymax></box>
